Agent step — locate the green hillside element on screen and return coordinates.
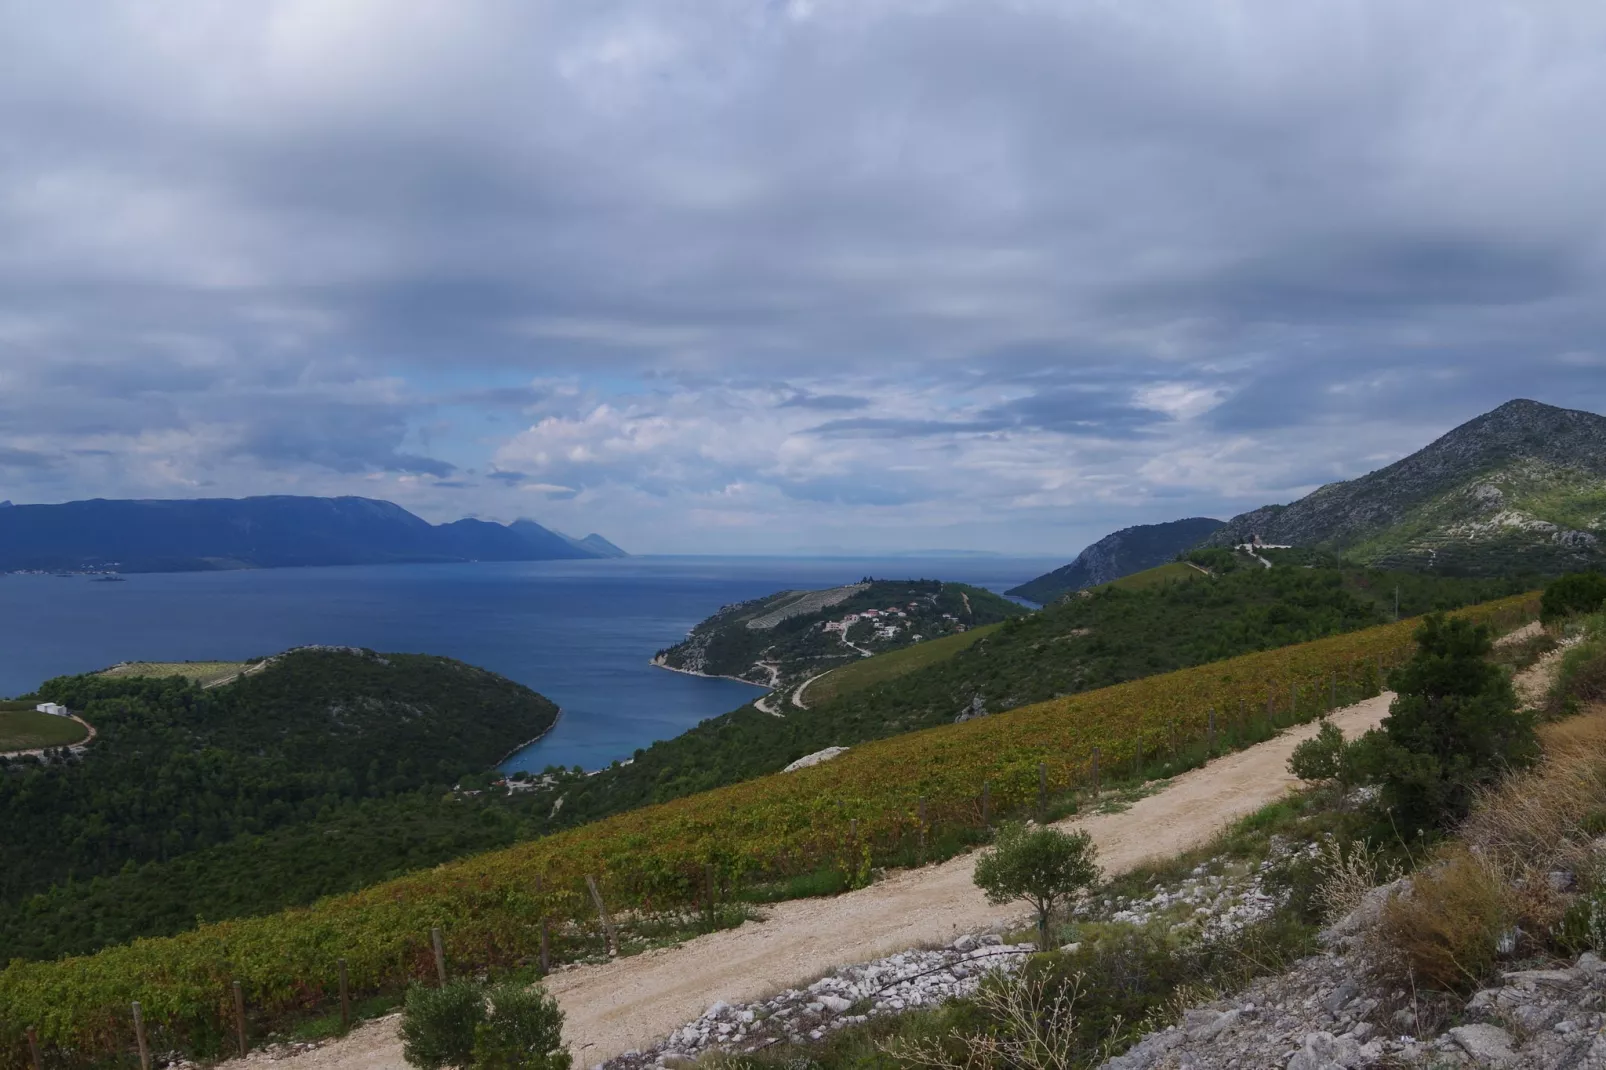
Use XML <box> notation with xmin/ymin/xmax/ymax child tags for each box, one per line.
<box><xmin>1211</xmin><ymin>399</ymin><xmax>1606</xmax><ymax>574</ymax></box>
<box><xmin>534</xmin><ymin>564</ymin><xmax>1528</xmax><ymax>826</ymax></box>
<box><xmin>0</xmin><ymin>649</ymin><xmax>558</xmax><ymax>963</ymax></box>
<box><xmin>655</xmin><ymin>578</ymin><xmax>1027</xmax><ymax>689</ymax></box>
<box><xmin>805</xmin><ymin>623</ymin><xmax>1002</xmax><ymax>705</ymax></box>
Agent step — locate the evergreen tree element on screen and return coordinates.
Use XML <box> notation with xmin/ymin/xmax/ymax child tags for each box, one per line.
<box><xmin>1365</xmin><ymin>614</ymin><xmax>1536</xmax><ymax>832</ymax></box>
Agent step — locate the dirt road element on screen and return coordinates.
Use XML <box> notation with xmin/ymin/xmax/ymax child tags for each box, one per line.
<box><xmin>246</xmin><ymin>693</ymin><xmax>1394</xmax><ymax>1070</ymax></box>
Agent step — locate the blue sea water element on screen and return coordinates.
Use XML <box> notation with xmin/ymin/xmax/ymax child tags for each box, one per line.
<box><xmin>0</xmin><ymin>556</ymin><xmax>1060</xmax><ymax>771</ymax></box>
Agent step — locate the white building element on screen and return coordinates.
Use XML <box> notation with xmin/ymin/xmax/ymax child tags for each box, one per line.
<box><xmin>35</xmin><ymin>702</ymin><xmax>68</xmax><ymax>717</ymax></box>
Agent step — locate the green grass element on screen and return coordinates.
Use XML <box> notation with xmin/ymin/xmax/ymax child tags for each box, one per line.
<box><xmin>1099</xmin><ymin>561</ymin><xmax>1206</xmax><ymax>591</ymax></box>
<box><xmin>0</xmin><ymin>710</ymin><xmax>87</xmax><ymax>750</ymax></box>
<box><xmin>806</xmin><ymin>624</ymin><xmax>1002</xmax><ymax>704</ymax></box>
<box><xmin>97</xmin><ymin>660</ymin><xmax>252</xmax><ymax>686</ymax></box>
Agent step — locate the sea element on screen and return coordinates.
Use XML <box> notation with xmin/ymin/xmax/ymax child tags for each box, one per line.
<box><xmin>0</xmin><ymin>556</ymin><xmax>1061</xmax><ymax>772</ymax></box>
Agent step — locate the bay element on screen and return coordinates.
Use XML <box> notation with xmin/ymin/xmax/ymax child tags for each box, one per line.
<box><xmin>0</xmin><ymin>555</ymin><xmax>1059</xmax><ymax>771</ymax></box>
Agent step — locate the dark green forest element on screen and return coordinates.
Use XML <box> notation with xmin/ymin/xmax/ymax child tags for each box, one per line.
<box><xmin>0</xmin><ymin>649</ymin><xmax>557</xmax><ymax>962</ymax></box>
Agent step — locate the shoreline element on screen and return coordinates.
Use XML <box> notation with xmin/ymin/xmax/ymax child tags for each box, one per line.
<box><xmin>649</xmin><ymin>655</ymin><xmax>771</xmax><ymax>691</ymax></box>
<box><xmin>493</xmin><ymin>707</ymin><xmax>564</xmax><ymax>767</ymax></box>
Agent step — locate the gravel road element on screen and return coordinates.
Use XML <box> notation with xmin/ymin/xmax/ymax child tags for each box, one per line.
<box><xmin>227</xmin><ymin>692</ymin><xmax>1395</xmax><ymax>1070</ymax></box>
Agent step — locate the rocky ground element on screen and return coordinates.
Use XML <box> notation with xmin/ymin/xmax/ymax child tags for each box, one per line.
<box><xmin>1103</xmin><ymin>884</ymin><xmax>1606</xmax><ymax>1070</ymax></box>
<box><xmin>603</xmin><ymin>938</ymin><xmax>1029</xmax><ymax>1069</ymax></box>
<box><xmin>602</xmin><ymin>837</ymin><xmax>1320</xmax><ymax>1070</ymax></box>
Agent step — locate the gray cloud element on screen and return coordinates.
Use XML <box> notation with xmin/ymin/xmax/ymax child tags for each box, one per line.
<box><xmin>0</xmin><ymin>2</ymin><xmax>1604</xmax><ymax>550</ymax></box>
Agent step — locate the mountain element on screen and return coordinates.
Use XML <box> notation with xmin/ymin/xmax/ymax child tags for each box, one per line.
<box><xmin>1006</xmin><ymin>517</ymin><xmax>1225</xmax><ymax>603</ymax></box>
<box><xmin>1208</xmin><ymin>399</ymin><xmax>1606</xmax><ymax>574</ymax></box>
<box><xmin>555</xmin><ymin>530</ymin><xmax>629</xmax><ymax>558</ymax></box>
<box><xmin>0</xmin><ymin>495</ymin><xmax>622</xmax><ymax>573</ymax></box>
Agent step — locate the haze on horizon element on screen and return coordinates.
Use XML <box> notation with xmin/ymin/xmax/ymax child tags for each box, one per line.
<box><xmin>3</xmin><ymin>2</ymin><xmax>1605</xmax><ymax>555</ymax></box>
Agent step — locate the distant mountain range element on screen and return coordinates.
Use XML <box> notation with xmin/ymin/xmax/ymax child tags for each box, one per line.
<box><xmin>0</xmin><ymin>496</ymin><xmax>626</xmax><ymax>573</ymax></box>
<box><xmin>1006</xmin><ymin>517</ymin><xmax>1224</xmax><ymax>603</ymax></box>
<box><xmin>1207</xmin><ymin>399</ymin><xmax>1606</xmax><ymax>574</ymax></box>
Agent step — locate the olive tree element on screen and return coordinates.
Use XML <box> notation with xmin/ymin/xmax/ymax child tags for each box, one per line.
<box><xmin>973</xmin><ymin>823</ymin><xmax>1100</xmax><ymax>949</ymax></box>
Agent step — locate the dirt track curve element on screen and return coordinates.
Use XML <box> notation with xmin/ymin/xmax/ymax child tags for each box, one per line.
<box><xmin>233</xmin><ymin>692</ymin><xmax>1395</xmax><ymax>1070</ymax></box>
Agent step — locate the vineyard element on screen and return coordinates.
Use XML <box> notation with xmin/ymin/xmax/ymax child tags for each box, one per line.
<box><xmin>0</xmin><ymin>593</ymin><xmax>1539</xmax><ymax>1068</ymax></box>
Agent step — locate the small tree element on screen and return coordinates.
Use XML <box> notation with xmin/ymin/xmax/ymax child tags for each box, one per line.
<box><xmin>472</xmin><ymin>984</ymin><xmax>570</xmax><ymax>1070</ymax></box>
<box><xmin>1361</xmin><ymin>614</ymin><xmax>1537</xmax><ymax>833</ymax></box>
<box><xmin>973</xmin><ymin>823</ymin><xmax>1100</xmax><ymax>949</ymax></box>
<box><xmin>403</xmin><ymin>981</ymin><xmax>569</xmax><ymax>1070</ymax></box>
<box><xmin>1542</xmin><ymin>572</ymin><xmax>1606</xmax><ymax>625</ymax></box>
<box><xmin>1288</xmin><ymin>720</ymin><xmax>1357</xmax><ymax>795</ymax></box>
<box><xmin>402</xmin><ymin>981</ymin><xmax>485</xmax><ymax>1070</ymax></box>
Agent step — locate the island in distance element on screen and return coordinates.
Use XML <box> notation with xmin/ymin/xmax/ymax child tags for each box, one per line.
<box><xmin>0</xmin><ymin>494</ymin><xmax>625</xmax><ymax>573</ymax></box>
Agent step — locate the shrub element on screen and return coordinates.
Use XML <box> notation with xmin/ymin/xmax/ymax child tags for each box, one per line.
<box><xmin>1362</xmin><ymin>614</ymin><xmax>1537</xmax><ymax>833</ymax></box>
<box><xmin>1288</xmin><ymin>721</ymin><xmax>1358</xmax><ymax>794</ymax></box>
<box><xmin>402</xmin><ymin>981</ymin><xmax>486</xmax><ymax>1070</ymax></box>
<box><xmin>473</xmin><ymin>984</ymin><xmax>570</xmax><ymax>1070</ymax></box>
<box><xmin>1375</xmin><ymin>848</ymin><xmax>1507</xmax><ymax>993</ymax></box>
<box><xmin>1541</xmin><ymin>572</ymin><xmax>1606</xmax><ymax>624</ymax></box>
<box><xmin>1548</xmin><ymin>622</ymin><xmax>1606</xmax><ymax>715</ymax></box>
<box><xmin>973</xmin><ymin>823</ymin><xmax>1099</xmax><ymax>949</ymax></box>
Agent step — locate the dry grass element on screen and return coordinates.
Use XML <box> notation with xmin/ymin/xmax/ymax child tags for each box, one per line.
<box><xmin>1460</xmin><ymin>708</ymin><xmax>1606</xmax><ymax>877</ymax></box>
<box><xmin>1373</xmin><ymin>846</ymin><xmax>1508</xmax><ymax>993</ymax></box>
<box><xmin>1315</xmin><ymin>837</ymin><xmax>1401</xmax><ymax>924</ymax></box>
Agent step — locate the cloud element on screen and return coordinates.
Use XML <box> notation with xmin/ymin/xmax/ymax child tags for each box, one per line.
<box><xmin>0</xmin><ymin>2</ymin><xmax>1604</xmax><ymax>550</ymax></box>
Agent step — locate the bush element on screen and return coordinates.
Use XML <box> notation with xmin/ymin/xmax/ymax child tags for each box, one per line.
<box><xmin>1549</xmin><ymin>623</ymin><xmax>1606</xmax><ymax>715</ymax></box>
<box><xmin>1361</xmin><ymin>615</ymin><xmax>1537</xmax><ymax>833</ymax></box>
<box><xmin>473</xmin><ymin>984</ymin><xmax>570</xmax><ymax>1070</ymax></box>
<box><xmin>1375</xmin><ymin>848</ymin><xmax>1507</xmax><ymax>993</ymax></box>
<box><xmin>973</xmin><ymin>823</ymin><xmax>1099</xmax><ymax>949</ymax></box>
<box><xmin>1288</xmin><ymin>720</ymin><xmax>1357</xmax><ymax>794</ymax></box>
<box><xmin>1541</xmin><ymin>572</ymin><xmax>1606</xmax><ymax>624</ymax></box>
<box><xmin>402</xmin><ymin>981</ymin><xmax>485</xmax><ymax>1070</ymax></box>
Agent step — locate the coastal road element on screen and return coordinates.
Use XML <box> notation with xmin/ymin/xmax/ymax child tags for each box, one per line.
<box><xmin>247</xmin><ymin>692</ymin><xmax>1396</xmax><ymax>1070</ymax></box>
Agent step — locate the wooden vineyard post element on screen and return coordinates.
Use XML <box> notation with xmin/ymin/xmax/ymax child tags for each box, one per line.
<box><xmin>917</xmin><ymin>797</ymin><xmax>928</xmax><ymax>861</ymax></box>
<box><xmin>1037</xmin><ymin>763</ymin><xmax>1047</xmax><ymax>818</ymax></box>
<box><xmin>1168</xmin><ymin>719</ymin><xmax>1176</xmax><ymax>762</ymax></box>
<box><xmin>980</xmin><ymin>781</ymin><xmax>991</xmax><ymax>826</ymax></box>
<box><xmin>536</xmin><ymin>874</ymin><xmax>551</xmax><ymax>975</ymax></box>
<box><xmin>1265</xmin><ymin>692</ymin><xmax>1274</xmax><ymax>730</ymax></box>
<box><xmin>1329</xmin><ymin>674</ymin><xmax>1336</xmax><ymax>713</ymax></box>
<box><xmin>586</xmin><ymin>875</ymin><xmax>618</xmax><ymax>957</ymax></box>
<box><xmin>1208</xmin><ymin>708</ymin><xmax>1216</xmax><ymax>753</ymax></box>
<box><xmin>26</xmin><ymin>1027</ymin><xmax>43</xmax><ymax>1070</ymax></box>
<box><xmin>232</xmin><ymin>980</ymin><xmax>247</xmax><ymax>1058</ymax></box>
<box><xmin>1091</xmin><ymin>748</ymin><xmax>1100</xmax><ymax>797</ymax></box>
<box><xmin>431</xmin><ymin>927</ymin><xmax>447</xmax><ymax>985</ymax></box>
<box><xmin>338</xmin><ymin>958</ymin><xmax>351</xmax><ymax>1033</ymax></box>
<box><xmin>1289</xmin><ymin>682</ymin><xmax>1297</xmax><ymax>721</ymax></box>
<box><xmin>1238</xmin><ymin>697</ymin><xmax>1246</xmax><ymax>735</ymax></box>
<box><xmin>132</xmin><ymin>1002</ymin><xmax>150</xmax><ymax>1070</ymax></box>
<box><xmin>705</xmin><ymin>863</ymin><xmax>718</xmax><ymax>925</ymax></box>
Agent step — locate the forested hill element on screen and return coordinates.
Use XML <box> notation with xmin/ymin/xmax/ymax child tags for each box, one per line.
<box><xmin>0</xmin><ymin>649</ymin><xmax>557</xmax><ymax>960</ymax></box>
<box><xmin>655</xmin><ymin>578</ymin><xmax>1027</xmax><ymax>689</ymax></box>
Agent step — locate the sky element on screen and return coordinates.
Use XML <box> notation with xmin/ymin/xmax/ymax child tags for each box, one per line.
<box><xmin>3</xmin><ymin>1</ymin><xmax>1605</xmax><ymax>555</ymax></box>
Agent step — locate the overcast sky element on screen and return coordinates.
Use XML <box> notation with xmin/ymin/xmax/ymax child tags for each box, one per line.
<box><xmin>3</xmin><ymin>1</ymin><xmax>1604</xmax><ymax>554</ymax></box>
